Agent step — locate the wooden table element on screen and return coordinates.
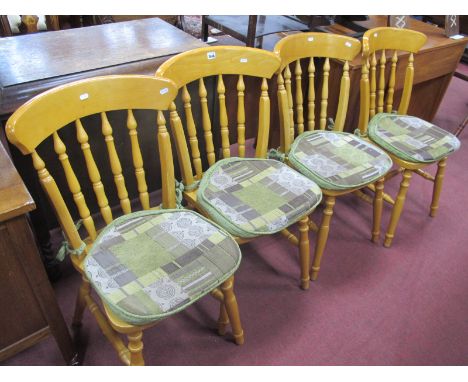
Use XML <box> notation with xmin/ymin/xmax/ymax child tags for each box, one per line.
<box><xmin>323</xmin><ymin>16</ymin><xmax>468</xmax><ymax>133</ymax></box>
<box><xmin>202</xmin><ymin>15</ymin><xmax>308</xmax><ymax>48</ymax></box>
<box><xmin>0</xmin><ymin>18</ymin><xmax>207</xmax><ymax>273</ymax></box>
<box><xmin>0</xmin><ymin>141</ymin><xmax>76</xmax><ymax>364</ymax></box>
<box><xmin>0</xmin><ymin>17</ymin><xmax>206</xmax><ymax>115</ymax></box>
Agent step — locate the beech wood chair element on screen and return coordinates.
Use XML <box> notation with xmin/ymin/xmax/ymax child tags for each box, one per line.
<box><xmin>357</xmin><ymin>27</ymin><xmax>461</xmax><ymax>247</ymax></box>
<box><xmin>273</xmin><ymin>33</ymin><xmax>393</xmax><ymax>280</ymax></box>
<box><xmin>6</xmin><ymin>75</ymin><xmax>245</xmax><ymax>366</ymax></box>
<box><xmin>155</xmin><ymin>46</ymin><xmax>323</xmax><ymax>290</ymax></box>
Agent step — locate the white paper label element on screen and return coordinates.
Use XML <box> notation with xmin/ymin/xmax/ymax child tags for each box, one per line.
<box><xmin>240</xmin><ymin>58</ymin><xmax>248</xmax><ymax>63</ymax></box>
<box><xmin>345</xmin><ymin>41</ymin><xmax>352</xmax><ymax>47</ymax></box>
<box><xmin>207</xmin><ymin>51</ymin><xmax>216</xmax><ymax>60</ymax></box>
<box><xmin>160</xmin><ymin>87</ymin><xmax>169</xmax><ymax>95</ymax></box>
<box><xmin>79</xmin><ymin>93</ymin><xmax>89</xmax><ymax>100</ymax></box>
<box><xmin>308</xmin><ymin>36</ymin><xmax>314</xmax><ymax>42</ymax></box>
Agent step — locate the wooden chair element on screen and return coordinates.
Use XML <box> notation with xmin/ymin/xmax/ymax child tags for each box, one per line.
<box><xmin>155</xmin><ymin>46</ymin><xmax>323</xmax><ymax>290</ymax></box>
<box><xmin>6</xmin><ymin>75</ymin><xmax>245</xmax><ymax>365</ymax></box>
<box><xmin>357</xmin><ymin>27</ymin><xmax>461</xmax><ymax>247</ymax></box>
<box><xmin>273</xmin><ymin>33</ymin><xmax>393</xmax><ymax>280</ymax></box>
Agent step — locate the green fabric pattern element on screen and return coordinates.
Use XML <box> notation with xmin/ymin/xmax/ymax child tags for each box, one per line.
<box><xmin>196</xmin><ymin>158</ymin><xmax>323</xmax><ymax>238</ymax></box>
<box><xmin>288</xmin><ymin>131</ymin><xmax>393</xmax><ymax>190</ymax></box>
<box><xmin>368</xmin><ymin>113</ymin><xmax>461</xmax><ymax>163</ymax></box>
<box><xmin>83</xmin><ymin>209</ymin><xmax>241</xmax><ymax>326</ymax></box>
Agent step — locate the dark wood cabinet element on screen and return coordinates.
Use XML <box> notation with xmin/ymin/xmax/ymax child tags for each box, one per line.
<box><xmin>0</xmin><ymin>141</ymin><xmax>75</xmax><ymax>364</ymax></box>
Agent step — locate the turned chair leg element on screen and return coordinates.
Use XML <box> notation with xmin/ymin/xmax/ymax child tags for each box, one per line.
<box><xmin>384</xmin><ymin>169</ymin><xmax>412</xmax><ymax>248</ymax></box>
<box><xmin>298</xmin><ymin>216</ymin><xmax>311</xmax><ymax>290</ymax></box>
<box><xmin>72</xmin><ymin>278</ymin><xmax>91</xmax><ymax>328</ymax></box>
<box><xmin>372</xmin><ymin>178</ymin><xmax>385</xmax><ymax>243</ymax></box>
<box><xmin>127</xmin><ymin>330</ymin><xmax>145</xmax><ymax>366</ymax></box>
<box><xmin>430</xmin><ymin>157</ymin><xmax>447</xmax><ymax>217</ymax></box>
<box><xmin>221</xmin><ymin>276</ymin><xmax>244</xmax><ymax>345</ymax></box>
<box><xmin>310</xmin><ymin>196</ymin><xmax>336</xmax><ymax>281</ymax></box>
<box><xmin>217</xmin><ymin>303</ymin><xmax>229</xmax><ymax>336</ymax></box>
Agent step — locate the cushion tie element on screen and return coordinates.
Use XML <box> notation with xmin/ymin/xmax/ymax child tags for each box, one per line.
<box><xmin>174</xmin><ymin>180</ymin><xmax>201</xmax><ymax>209</ymax></box>
<box><xmin>267</xmin><ymin>148</ymin><xmax>286</xmax><ymax>162</ymax></box>
<box><xmin>56</xmin><ymin>219</ymin><xmax>86</xmax><ymax>261</ymax></box>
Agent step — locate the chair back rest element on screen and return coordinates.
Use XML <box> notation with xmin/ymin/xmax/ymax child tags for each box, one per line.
<box><xmin>358</xmin><ymin>27</ymin><xmax>427</xmax><ymax>135</ymax></box>
<box><xmin>274</xmin><ymin>32</ymin><xmax>361</xmax><ymax>152</ymax></box>
<box><xmin>155</xmin><ymin>46</ymin><xmax>281</xmax><ymax>187</ymax></box>
<box><xmin>6</xmin><ymin>75</ymin><xmax>178</xmax><ymax>253</ymax></box>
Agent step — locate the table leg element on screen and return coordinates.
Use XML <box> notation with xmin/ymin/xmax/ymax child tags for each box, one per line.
<box><xmin>246</xmin><ymin>15</ymin><xmax>258</xmax><ymax>47</ymax></box>
<box><xmin>201</xmin><ymin>16</ymin><xmax>209</xmax><ymax>42</ymax></box>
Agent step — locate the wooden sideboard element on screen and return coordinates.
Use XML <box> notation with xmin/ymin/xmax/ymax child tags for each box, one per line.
<box><xmin>0</xmin><ymin>141</ymin><xmax>75</xmax><ymax>364</ymax></box>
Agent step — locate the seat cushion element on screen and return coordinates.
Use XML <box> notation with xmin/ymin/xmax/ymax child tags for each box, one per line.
<box><xmin>84</xmin><ymin>209</ymin><xmax>241</xmax><ymax>326</ymax></box>
<box><xmin>288</xmin><ymin>131</ymin><xmax>393</xmax><ymax>190</ymax></box>
<box><xmin>197</xmin><ymin>158</ymin><xmax>322</xmax><ymax>238</ymax></box>
<box><xmin>368</xmin><ymin>113</ymin><xmax>461</xmax><ymax>163</ymax></box>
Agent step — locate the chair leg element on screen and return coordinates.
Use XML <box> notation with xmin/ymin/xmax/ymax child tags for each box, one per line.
<box><xmin>384</xmin><ymin>169</ymin><xmax>412</xmax><ymax>248</ymax></box>
<box><xmin>372</xmin><ymin>178</ymin><xmax>385</xmax><ymax>243</ymax></box>
<box><xmin>221</xmin><ymin>276</ymin><xmax>244</xmax><ymax>345</ymax></box>
<box><xmin>430</xmin><ymin>158</ymin><xmax>447</xmax><ymax>217</ymax></box>
<box><xmin>298</xmin><ymin>216</ymin><xmax>311</xmax><ymax>290</ymax></box>
<box><xmin>72</xmin><ymin>278</ymin><xmax>90</xmax><ymax>328</ymax></box>
<box><xmin>310</xmin><ymin>196</ymin><xmax>336</xmax><ymax>281</ymax></box>
<box><xmin>127</xmin><ymin>330</ymin><xmax>145</xmax><ymax>366</ymax></box>
<box><xmin>217</xmin><ymin>303</ymin><xmax>229</xmax><ymax>336</ymax></box>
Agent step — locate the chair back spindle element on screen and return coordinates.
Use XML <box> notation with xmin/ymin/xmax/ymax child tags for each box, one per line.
<box><xmin>294</xmin><ymin>60</ymin><xmax>304</xmax><ymax>135</ymax></box>
<box><xmin>236</xmin><ymin>74</ymin><xmax>246</xmax><ymax>158</ymax></box>
<box><xmin>101</xmin><ymin>111</ymin><xmax>131</xmax><ymax>215</ymax></box>
<box><xmin>181</xmin><ymin>85</ymin><xmax>203</xmax><ymax>179</ymax></box>
<box><xmin>76</xmin><ymin>118</ymin><xmax>113</xmax><ymax>225</ymax></box>
<box><xmin>307</xmin><ymin>57</ymin><xmax>316</xmax><ymax>132</ymax></box>
<box><xmin>53</xmin><ymin>131</ymin><xmax>97</xmax><ymax>240</ymax></box>
<box><xmin>127</xmin><ymin>109</ymin><xmax>150</xmax><ymax>210</ymax></box>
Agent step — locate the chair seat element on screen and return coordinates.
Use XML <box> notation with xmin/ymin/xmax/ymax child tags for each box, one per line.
<box><xmin>197</xmin><ymin>158</ymin><xmax>322</xmax><ymax>238</ymax></box>
<box><xmin>368</xmin><ymin>113</ymin><xmax>461</xmax><ymax>163</ymax></box>
<box><xmin>288</xmin><ymin>131</ymin><xmax>393</xmax><ymax>190</ymax></box>
<box><xmin>84</xmin><ymin>209</ymin><xmax>241</xmax><ymax>326</ymax></box>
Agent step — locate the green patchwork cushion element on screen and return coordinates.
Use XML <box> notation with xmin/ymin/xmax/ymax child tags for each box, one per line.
<box><xmin>368</xmin><ymin>113</ymin><xmax>461</xmax><ymax>163</ymax></box>
<box><xmin>197</xmin><ymin>158</ymin><xmax>322</xmax><ymax>238</ymax></box>
<box><xmin>288</xmin><ymin>131</ymin><xmax>393</xmax><ymax>190</ymax></box>
<box><xmin>83</xmin><ymin>209</ymin><xmax>241</xmax><ymax>326</ymax></box>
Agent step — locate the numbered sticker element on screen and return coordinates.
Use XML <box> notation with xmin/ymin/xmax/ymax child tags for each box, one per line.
<box><xmin>160</xmin><ymin>87</ymin><xmax>169</xmax><ymax>95</ymax></box>
<box><xmin>79</xmin><ymin>93</ymin><xmax>89</xmax><ymax>100</ymax></box>
<box><xmin>207</xmin><ymin>51</ymin><xmax>216</xmax><ymax>60</ymax></box>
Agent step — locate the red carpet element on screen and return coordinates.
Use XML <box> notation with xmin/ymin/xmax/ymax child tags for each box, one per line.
<box><xmin>3</xmin><ymin>65</ymin><xmax>468</xmax><ymax>366</ymax></box>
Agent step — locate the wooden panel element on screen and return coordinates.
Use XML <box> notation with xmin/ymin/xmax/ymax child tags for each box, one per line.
<box><xmin>0</xmin><ymin>215</ymin><xmax>74</xmax><ymax>363</ymax></box>
<box><xmin>0</xmin><ymin>222</ymin><xmax>47</xmax><ymax>349</ymax></box>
